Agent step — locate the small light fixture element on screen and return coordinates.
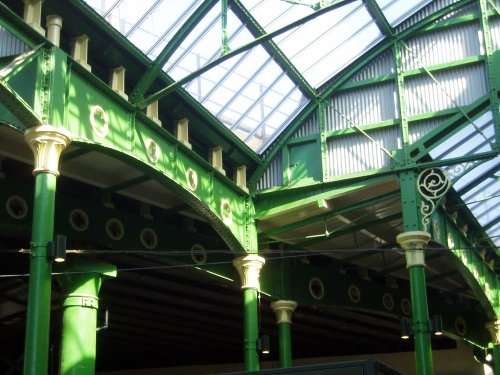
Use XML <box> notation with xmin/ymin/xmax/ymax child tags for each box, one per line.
<box><xmin>430</xmin><ymin>315</ymin><xmax>443</xmax><ymax>336</ymax></box>
<box><xmin>400</xmin><ymin>317</ymin><xmax>413</xmax><ymax>340</ymax></box>
<box><xmin>47</xmin><ymin>235</ymin><xmax>67</xmax><ymax>262</ymax></box>
<box><xmin>258</xmin><ymin>334</ymin><xmax>270</xmax><ymax>354</ymax></box>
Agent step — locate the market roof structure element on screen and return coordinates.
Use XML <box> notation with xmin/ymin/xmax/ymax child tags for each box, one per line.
<box><xmin>0</xmin><ymin>0</ymin><xmax>499</xmax><ymax>373</ymax></box>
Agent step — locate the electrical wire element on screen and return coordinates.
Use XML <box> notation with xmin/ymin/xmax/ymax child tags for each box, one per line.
<box><xmin>0</xmin><ymin>245</ymin><xmax>496</xmax><ymax>279</ymax></box>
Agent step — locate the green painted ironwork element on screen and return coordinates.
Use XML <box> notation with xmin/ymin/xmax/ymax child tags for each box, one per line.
<box><xmin>58</xmin><ymin>260</ymin><xmax>116</xmax><ymax>375</ymax></box>
<box><xmin>250</xmin><ymin>0</ymin><xmax>477</xmax><ymax>187</ymax></box>
<box><xmin>399</xmin><ymin>171</ymin><xmax>434</xmax><ymax>375</ymax></box>
<box><xmin>364</xmin><ymin>0</ymin><xmax>394</xmax><ymax>38</ymax></box>
<box><xmin>222</xmin><ymin>0</ymin><xmax>230</xmax><ymax>55</ymax></box>
<box><xmin>278</xmin><ymin>322</ymin><xmax>292</xmax><ymax>368</ymax></box>
<box><xmin>394</xmin><ymin>41</ymin><xmax>409</xmax><ymax>165</ymax></box>
<box><xmin>479</xmin><ymin>0</ymin><xmax>500</xmax><ymax>149</ymax></box>
<box><xmin>243</xmin><ymin>288</ymin><xmax>260</xmax><ymax>371</ymax></box>
<box><xmin>24</xmin><ymin>172</ymin><xmax>57</xmax><ymax>375</ymax></box>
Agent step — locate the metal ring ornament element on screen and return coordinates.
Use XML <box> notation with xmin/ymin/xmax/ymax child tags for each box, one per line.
<box><xmin>308</xmin><ymin>277</ymin><xmax>325</xmax><ymax>300</ymax></box>
<box><xmin>69</xmin><ymin>208</ymin><xmax>89</xmax><ymax>232</ymax></box>
<box><xmin>105</xmin><ymin>218</ymin><xmax>124</xmax><ymax>240</ymax></box>
<box><xmin>348</xmin><ymin>285</ymin><xmax>361</xmax><ymax>303</ymax></box>
<box><xmin>455</xmin><ymin>316</ymin><xmax>467</xmax><ymax>336</ymax></box>
<box><xmin>185</xmin><ymin>168</ymin><xmax>198</xmax><ymax>191</ymax></box>
<box><xmin>6</xmin><ymin>195</ymin><xmax>28</xmax><ymax>219</ymax></box>
<box><xmin>140</xmin><ymin>228</ymin><xmax>158</xmax><ymax>250</ymax></box>
<box><xmin>220</xmin><ymin>199</ymin><xmax>233</xmax><ymax>226</ymax></box>
<box><xmin>89</xmin><ymin>105</ymin><xmax>109</xmax><ymax>138</ymax></box>
<box><xmin>191</xmin><ymin>244</ymin><xmax>207</xmax><ymax>265</ymax></box>
<box><xmin>145</xmin><ymin>138</ymin><xmax>160</xmax><ymax>164</ymax></box>
<box><xmin>401</xmin><ymin>298</ymin><xmax>412</xmax><ymax>316</ymax></box>
<box><xmin>382</xmin><ymin>292</ymin><xmax>394</xmax><ymax>311</ymax></box>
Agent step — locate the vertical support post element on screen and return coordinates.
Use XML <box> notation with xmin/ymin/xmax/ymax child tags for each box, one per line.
<box><xmin>394</xmin><ymin>41</ymin><xmax>410</xmax><ymax>164</ymax></box>
<box><xmin>486</xmin><ymin>320</ymin><xmax>500</xmax><ymax>375</ymax></box>
<box><xmin>209</xmin><ymin>146</ymin><xmax>226</xmax><ymax>175</ymax></box>
<box><xmin>479</xmin><ymin>0</ymin><xmax>500</xmax><ymax>147</ymax></box>
<box><xmin>58</xmin><ymin>260</ymin><xmax>116</xmax><ymax>375</ymax></box>
<box><xmin>71</xmin><ymin>35</ymin><xmax>91</xmax><ymax>72</ymax></box>
<box><xmin>270</xmin><ymin>300</ymin><xmax>297</xmax><ymax>368</ymax></box>
<box><xmin>233</xmin><ymin>255</ymin><xmax>265</xmax><ymax>371</ymax></box>
<box><xmin>234</xmin><ymin>165</ymin><xmax>249</xmax><ymax>193</ymax></box>
<box><xmin>176</xmin><ymin>118</ymin><xmax>192</xmax><ymax>149</ymax></box>
<box><xmin>46</xmin><ymin>15</ymin><xmax>63</xmax><ymax>47</ymax></box>
<box><xmin>23</xmin><ymin>0</ymin><xmax>44</xmax><ymax>35</ymax></box>
<box><xmin>146</xmin><ymin>101</ymin><xmax>162</xmax><ymax>126</ymax></box>
<box><xmin>109</xmin><ymin>66</ymin><xmax>128</xmax><ymax>99</ymax></box>
<box><xmin>23</xmin><ymin>125</ymin><xmax>71</xmax><ymax>375</ymax></box>
<box><xmin>397</xmin><ymin>231</ymin><xmax>434</xmax><ymax>375</ymax></box>
<box><xmin>221</xmin><ymin>0</ymin><xmax>229</xmax><ymax>55</ymax></box>
<box><xmin>318</xmin><ymin>100</ymin><xmax>329</xmax><ymax>182</ymax></box>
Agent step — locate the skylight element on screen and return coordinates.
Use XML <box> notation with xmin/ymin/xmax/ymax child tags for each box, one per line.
<box><xmin>83</xmin><ymin>0</ymin><xmax>442</xmax><ymax>153</ymax></box>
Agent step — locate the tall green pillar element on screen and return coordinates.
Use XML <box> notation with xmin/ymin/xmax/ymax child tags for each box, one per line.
<box><xmin>23</xmin><ymin>125</ymin><xmax>71</xmax><ymax>375</ymax></box>
<box><xmin>271</xmin><ymin>300</ymin><xmax>297</xmax><ymax>368</ymax></box>
<box><xmin>233</xmin><ymin>255</ymin><xmax>265</xmax><ymax>371</ymax></box>
<box><xmin>58</xmin><ymin>260</ymin><xmax>116</xmax><ymax>375</ymax></box>
<box><xmin>486</xmin><ymin>320</ymin><xmax>500</xmax><ymax>375</ymax></box>
<box><xmin>397</xmin><ymin>231</ymin><xmax>434</xmax><ymax>375</ymax></box>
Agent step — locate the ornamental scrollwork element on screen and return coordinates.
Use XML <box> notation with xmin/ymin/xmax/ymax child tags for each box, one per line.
<box><xmin>417</xmin><ymin>168</ymin><xmax>451</xmax><ymax>231</ymax></box>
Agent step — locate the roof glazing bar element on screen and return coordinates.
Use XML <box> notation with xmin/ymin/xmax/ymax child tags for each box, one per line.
<box><xmin>124</xmin><ymin>0</ymin><xmax>164</xmax><ymax>37</ymax></box>
<box><xmin>230</xmin><ymin>0</ymin><xmax>317</xmax><ymax>98</ymax></box>
<box><xmin>364</xmin><ymin>0</ymin><xmax>393</xmax><ymax>37</ymax></box>
<box><xmin>130</xmin><ymin>0</ymin><xmax>218</xmax><ymax>104</ymax></box>
<box><xmin>138</xmin><ymin>0</ymin><xmax>356</xmax><ymax>108</ymax></box>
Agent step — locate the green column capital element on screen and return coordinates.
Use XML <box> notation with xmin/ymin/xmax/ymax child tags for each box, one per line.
<box><xmin>24</xmin><ymin>125</ymin><xmax>71</xmax><ymax>176</ymax></box>
<box><xmin>233</xmin><ymin>255</ymin><xmax>265</xmax><ymax>289</ymax></box>
<box><xmin>486</xmin><ymin>320</ymin><xmax>500</xmax><ymax>345</ymax></box>
<box><xmin>271</xmin><ymin>300</ymin><xmax>297</xmax><ymax>324</ymax></box>
<box><xmin>397</xmin><ymin>231</ymin><xmax>431</xmax><ymax>268</ymax></box>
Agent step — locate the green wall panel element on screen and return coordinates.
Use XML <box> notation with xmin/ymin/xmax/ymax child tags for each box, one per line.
<box><xmin>65</xmin><ymin>73</ymin><xmax>132</xmax><ymax>151</ymax></box>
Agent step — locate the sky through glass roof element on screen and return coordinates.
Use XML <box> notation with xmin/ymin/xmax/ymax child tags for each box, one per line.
<box><xmin>83</xmin><ymin>0</ymin><xmax>432</xmax><ymax>153</ymax></box>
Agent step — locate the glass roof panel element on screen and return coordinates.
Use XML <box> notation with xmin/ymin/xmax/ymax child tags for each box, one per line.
<box><xmin>83</xmin><ymin>0</ymin><xmax>449</xmax><ymax>153</ymax></box>
<box><xmin>429</xmin><ymin>111</ymin><xmax>499</xmax><ymax>248</ymax></box>
<box><xmin>376</xmin><ymin>0</ymin><xmax>433</xmax><ymax>26</ymax></box>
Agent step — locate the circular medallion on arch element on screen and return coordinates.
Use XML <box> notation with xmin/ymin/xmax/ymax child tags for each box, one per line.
<box><xmin>455</xmin><ymin>316</ymin><xmax>467</xmax><ymax>336</ymax></box>
<box><xmin>401</xmin><ymin>298</ymin><xmax>412</xmax><ymax>316</ymax></box>
<box><xmin>89</xmin><ymin>105</ymin><xmax>109</xmax><ymax>138</ymax></box>
<box><xmin>382</xmin><ymin>292</ymin><xmax>394</xmax><ymax>311</ymax></box>
<box><xmin>348</xmin><ymin>285</ymin><xmax>361</xmax><ymax>304</ymax></box>
<box><xmin>191</xmin><ymin>244</ymin><xmax>207</xmax><ymax>265</ymax></box>
<box><xmin>140</xmin><ymin>227</ymin><xmax>158</xmax><ymax>250</ymax></box>
<box><xmin>145</xmin><ymin>138</ymin><xmax>160</xmax><ymax>164</ymax></box>
<box><xmin>105</xmin><ymin>218</ymin><xmax>125</xmax><ymax>241</ymax></box>
<box><xmin>308</xmin><ymin>277</ymin><xmax>325</xmax><ymax>300</ymax></box>
<box><xmin>185</xmin><ymin>168</ymin><xmax>198</xmax><ymax>191</ymax></box>
<box><xmin>220</xmin><ymin>199</ymin><xmax>233</xmax><ymax>226</ymax></box>
<box><xmin>6</xmin><ymin>195</ymin><xmax>28</xmax><ymax>220</ymax></box>
<box><xmin>69</xmin><ymin>208</ymin><xmax>89</xmax><ymax>232</ymax></box>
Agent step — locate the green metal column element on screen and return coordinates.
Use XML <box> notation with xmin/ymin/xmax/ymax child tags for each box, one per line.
<box><xmin>398</xmin><ymin>168</ymin><xmax>434</xmax><ymax>375</ymax></box>
<box><xmin>58</xmin><ymin>260</ymin><xmax>116</xmax><ymax>375</ymax></box>
<box><xmin>271</xmin><ymin>300</ymin><xmax>297</xmax><ymax>368</ymax></box>
<box><xmin>23</xmin><ymin>125</ymin><xmax>71</xmax><ymax>375</ymax></box>
<box><xmin>233</xmin><ymin>255</ymin><xmax>265</xmax><ymax>371</ymax></box>
<box><xmin>397</xmin><ymin>231</ymin><xmax>433</xmax><ymax>375</ymax></box>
